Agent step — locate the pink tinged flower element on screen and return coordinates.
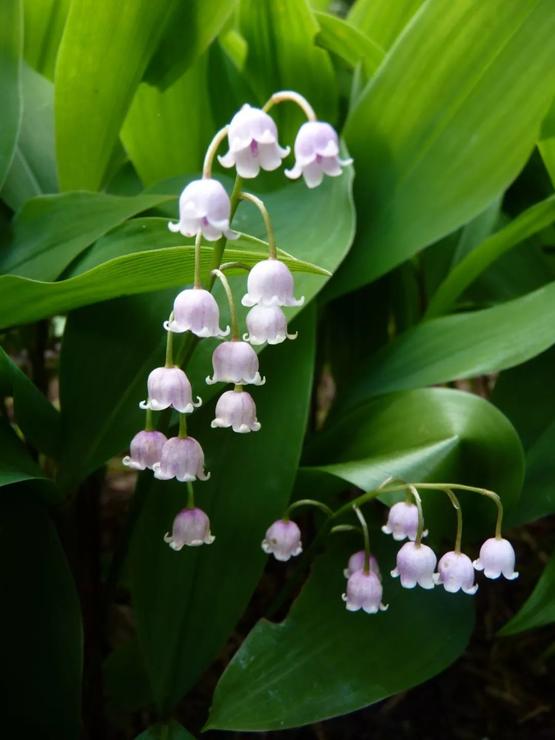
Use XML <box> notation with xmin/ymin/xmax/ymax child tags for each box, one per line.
<box><xmin>241</xmin><ymin>259</ymin><xmax>304</xmax><ymax>308</ymax></box>
<box><xmin>473</xmin><ymin>537</ymin><xmax>519</xmax><ymax>580</ymax></box>
<box><xmin>211</xmin><ymin>389</ymin><xmax>261</xmax><ymax>433</ymax></box>
<box><xmin>343</xmin><ymin>550</ymin><xmax>381</xmax><ymax>580</ymax></box>
<box><xmin>165</xmin><ymin>288</ymin><xmax>230</xmax><ymax>338</ymax></box>
<box><xmin>139</xmin><ymin>366</ymin><xmax>201</xmax><ymax>413</ymax></box>
<box><xmin>434</xmin><ymin>551</ymin><xmax>478</xmax><ymax>595</ymax></box>
<box><xmin>206</xmin><ymin>341</ymin><xmax>265</xmax><ymax>386</ymax></box>
<box><xmin>243</xmin><ymin>304</ymin><xmax>298</xmax><ymax>346</ymax></box>
<box><xmin>122</xmin><ymin>430</ymin><xmax>167</xmax><ymax>471</ymax></box>
<box><xmin>152</xmin><ymin>436</ymin><xmax>210</xmax><ymax>482</ymax></box>
<box><xmin>381</xmin><ymin>501</ymin><xmax>428</xmax><ymax>542</ymax></box>
<box><xmin>218</xmin><ymin>104</ymin><xmax>290</xmax><ymax>178</ymax></box>
<box><xmin>261</xmin><ymin>519</ymin><xmax>302</xmax><ymax>562</ymax></box>
<box><xmin>164</xmin><ymin>507</ymin><xmax>215</xmax><ymax>550</ymax></box>
<box><xmin>168</xmin><ymin>178</ymin><xmax>237</xmax><ymax>241</ymax></box>
<box><xmin>342</xmin><ymin>571</ymin><xmax>388</xmax><ymax>614</ymax></box>
<box><xmin>285</xmin><ymin>121</ymin><xmax>352</xmax><ymax>189</ymax></box>
<box><xmin>391</xmin><ymin>542</ymin><xmax>437</xmax><ymax>590</ymax></box>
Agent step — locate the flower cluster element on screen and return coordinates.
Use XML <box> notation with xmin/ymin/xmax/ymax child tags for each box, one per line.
<box><xmin>122</xmin><ymin>91</ymin><xmax>351</xmax><ymax>550</ymax></box>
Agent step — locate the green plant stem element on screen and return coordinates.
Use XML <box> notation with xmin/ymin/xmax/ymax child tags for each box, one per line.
<box><xmin>407</xmin><ymin>485</ymin><xmax>425</xmax><ymax>545</ymax></box>
<box><xmin>238</xmin><ymin>192</ymin><xmax>277</xmax><ymax>259</ymax></box>
<box><xmin>443</xmin><ymin>488</ymin><xmax>463</xmax><ymax>553</ymax></box>
<box><xmin>329</xmin><ymin>524</ymin><xmax>361</xmax><ymax>535</ymax></box>
<box><xmin>144</xmin><ymin>408</ymin><xmax>155</xmax><ymax>432</ymax></box>
<box><xmin>202</xmin><ymin>125</ymin><xmax>229</xmax><ymax>178</ymax></box>
<box><xmin>193</xmin><ymin>231</ymin><xmax>203</xmax><ymax>289</ymax></box>
<box><xmin>187</xmin><ymin>482</ymin><xmax>195</xmax><ymax>509</ymax></box>
<box><xmin>263</xmin><ymin>90</ymin><xmax>317</xmax><ymax>121</ymax></box>
<box><xmin>178</xmin><ymin>413</ymin><xmax>187</xmax><ymax>439</ymax></box>
<box><xmin>164</xmin><ymin>319</ymin><xmax>174</xmax><ymax>367</ymax></box>
<box><xmin>286</xmin><ymin>498</ymin><xmax>334</xmax><ymax>519</ymax></box>
<box><xmin>212</xmin><ymin>268</ymin><xmax>239</xmax><ymax>340</ymax></box>
<box><xmin>352</xmin><ymin>505</ymin><xmax>371</xmax><ymax>573</ymax></box>
<box><xmin>220</xmin><ymin>261</ymin><xmax>252</xmax><ymax>272</ymax></box>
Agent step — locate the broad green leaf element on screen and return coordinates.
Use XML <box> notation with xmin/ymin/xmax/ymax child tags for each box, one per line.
<box><xmin>347</xmin><ymin>0</ymin><xmax>424</xmax><ymax>50</ymax></box>
<box><xmin>135</xmin><ymin>721</ymin><xmax>195</xmax><ymax>740</ymax></box>
<box><xmin>0</xmin><ymin>0</ymin><xmax>22</xmax><ymax>189</ymax></box>
<box><xmin>342</xmin><ymin>282</ymin><xmax>555</xmax><ymax>407</ymax></box>
<box><xmin>499</xmin><ymin>547</ymin><xmax>555</xmax><ymax>636</ymax></box>
<box><xmin>539</xmin><ymin>98</ymin><xmax>555</xmax><ymax>186</ymax></box>
<box><xmin>0</xmin><ymin>490</ymin><xmax>82</xmax><ymax>738</ymax></box>
<box><xmin>333</xmin><ymin>0</ymin><xmax>555</xmax><ymax>296</ymax></box>
<box><xmin>23</xmin><ymin>0</ymin><xmax>69</xmax><ymax>79</ymax></box>
<box><xmin>104</xmin><ymin>639</ymin><xmax>152</xmax><ymax>717</ymax></box>
<box><xmin>314</xmin><ymin>11</ymin><xmax>384</xmax><ymax>77</ymax></box>
<box><xmin>427</xmin><ymin>195</ymin><xmax>555</xmax><ymax>317</ymax></box>
<box><xmin>0</xmin><ymin>416</ymin><xmax>53</xmax><ymax>492</ymax></box>
<box><xmin>55</xmin><ymin>0</ymin><xmax>178</xmax><ymax>190</ymax></box>
<box><xmin>206</xmin><ymin>544</ymin><xmax>473</xmax><ymax>731</ymax></box>
<box><xmin>449</xmin><ymin>196</ymin><xmax>503</xmax><ymax>269</ymax></box>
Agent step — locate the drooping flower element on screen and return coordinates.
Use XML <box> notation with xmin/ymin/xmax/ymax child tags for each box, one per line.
<box><xmin>473</xmin><ymin>537</ymin><xmax>519</xmax><ymax>580</ymax></box>
<box><xmin>241</xmin><ymin>259</ymin><xmax>304</xmax><ymax>308</ymax></box>
<box><xmin>434</xmin><ymin>551</ymin><xmax>478</xmax><ymax>594</ymax></box>
<box><xmin>206</xmin><ymin>341</ymin><xmax>265</xmax><ymax>386</ymax></box>
<box><xmin>122</xmin><ymin>430</ymin><xmax>167</xmax><ymax>471</ymax></box>
<box><xmin>381</xmin><ymin>501</ymin><xmax>428</xmax><ymax>542</ymax></box>
<box><xmin>391</xmin><ymin>542</ymin><xmax>437</xmax><ymax>589</ymax></box>
<box><xmin>218</xmin><ymin>104</ymin><xmax>290</xmax><ymax>178</ymax></box>
<box><xmin>343</xmin><ymin>550</ymin><xmax>381</xmax><ymax>580</ymax></box>
<box><xmin>342</xmin><ymin>570</ymin><xmax>388</xmax><ymax>614</ymax></box>
<box><xmin>211</xmin><ymin>389</ymin><xmax>261</xmax><ymax>433</ymax></box>
<box><xmin>139</xmin><ymin>367</ymin><xmax>201</xmax><ymax>413</ymax></box>
<box><xmin>164</xmin><ymin>507</ymin><xmax>215</xmax><ymax>550</ymax></box>
<box><xmin>243</xmin><ymin>304</ymin><xmax>298</xmax><ymax>346</ymax></box>
<box><xmin>168</xmin><ymin>178</ymin><xmax>237</xmax><ymax>241</ymax></box>
<box><xmin>261</xmin><ymin>519</ymin><xmax>302</xmax><ymax>562</ymax></box>
<box><xmin>285</xmin><ymin>121</ymin><xmax>352</xmax><ymax>189</ymax></box>
<box><xmin>153</xmin><ymin>436</ymin><xmax>210</xmax><ymax>482</ymax></box>
<box><xmin>165</xmin><ymin>288</ymin><xmax>230</xmax><ymax>338</ymax></box>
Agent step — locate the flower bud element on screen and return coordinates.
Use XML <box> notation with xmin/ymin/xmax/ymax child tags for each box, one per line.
<box><xmin>165</xmin><ymin>288</ymin><xmax>230</xmax><ymax>338</ymax></box>
<box><xmin>211</xmin><ymin>389</ymin><xmax>261</xmax><ymax>433</ymax></box>
<box><xmin>140</xmin><ymin>366</ymin><xmax>201</xmax><ymax>413</ymax></box>
<box><xmin>218</xmin><ymin>104</ymin><xmax>290</xmax><ymax>178</ymax></box>
<box><xmin>243</xmin><ymin>304</ymin><xmax>298</xmax><ymax>345</ymax></box>
<box><xmin>261</xmin><ymin>519</ymin><xmax>302</xmax><ymax>561</ymax></box>
<box><xmin>153</xmin><ymin>436</ymin><xmax>210</xmax><ymax>482</ymax></box>
<box><xmin>206</xmin><ymin>341</ymin><xmax>265</xmax><ymax>386</ymax></box>
<box><xmin>343</xmin><ymin>550</ymin><xmax>381</xmax><ymax>580</ymax></box>
<box><xmin>241</xmin><ymin>259</ymin><xmax>304</xmax><ymax>308</ymax></box>
<box><xmin>381</xmin><ymin>501</ymin><xmax>428</xmax><ymax>542</ymax></box>
<box><xmin>122</xmin><ymin>430</ymin><xmax>167</xmax><ymax>471</ymax></box>
<box><xmin>391</xmin><ymin>542</ymin><xmax>437</xmax><ymax>589</ymax></box>
<box><xmin>285</xmin><ymin>121</ymin><xmax>352</xmax><ymax>189</ymax></box>
<box><xmin>342</xmin><ymin>570</ymin><xmax>388</xmax><ymax>614</ymax></box>
<box><xmin>168</xmin><ymin>178</ymin><xmax>237</xmax><ymax>241</ymax></box>
<box><xmin>434</xmin><ymin>551</ymin><xmax>478</xmax><ymax>594</ymax></box>
<box><xmin>164</xmin><ymin>507</ymin><xmax>215</xmax><ymax>550</ymax></box>
<box><xmin>473</xmin><ymin>537</ymin><xmax>519</xmax><ymax>580</ymax></box>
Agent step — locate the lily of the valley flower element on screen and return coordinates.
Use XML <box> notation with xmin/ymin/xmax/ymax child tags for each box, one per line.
<box><xmin>122</xmin><ymin>430</ymin><xmax>167</xmax><ymax>471</ymax></box>
<box><xmin>382</xmin><ymin>501</ymin><xmax>428</xmax><ymax>542</ymax></box>
<box><xmin>153</xmin><ymin>436</ymin><xmax>209</xmax><ymax>482</ymax></box>
<box><xmin>342</xmin><ymin>570</ymin><xmax>388</xmax><ymax>614</ymax></box>
<box><xmin>285</xmin><ymin>121</ymin><xmax>352</xmax><ymax>189</ymax></box>
<box><xmin>206</xmin><ymin>341</ymin><xmax>265</xmax><ymax>386</ymax></box>
<box><xmin>211</xmin><ymin>389</ymin><xmax>261</xmax><ymax>433</ymax></box>
<box><xmin>391</xmin><ymin>542</ymin><xmax>437</xmax><ymax>590</ymax></box>
<box><xmin>165</xmin><ymin>288</ymin><xmax>230</xmax><ymax>338</ymax></box>
<box><xmin>244</xmin><ymin>304</ymin><xmax>298</xmax><ymax>346</ymax></box>
<box><xmin>140</xmin><ymin>366</ymin><xmax>201</xmax><ymax>414</ymax></box>
<box><xmin>434</xmin><ymin>551</ymin><xmax>478</xmax><ymax>594</ymax></box>
<box><xmin>473</xmin><ymin>537</ymin><xmax>519</xmax><ymax>580</ymax></box>
<box><xmin>164</xmin><ymin>507</ymin><xmax>215</xmax><ymax>550</ymax></box>
<box><xmin>262</xmin><ymin>519</ymin><xmax>302</xmax><ymax>561</ymax></box>
<box><xmin>168</xmin><ymin>178</ymin><xmax>237</xmax><ymax>241</ymax></box>
<box><xmin>343</xmin><ymin>550</ymin><xmax>381</xmax><ymax>580</ymax></box>
<box><xmin>242</xmin><ymin>259</ymin><xmax>304</xmax><ymax>308</ymax></box>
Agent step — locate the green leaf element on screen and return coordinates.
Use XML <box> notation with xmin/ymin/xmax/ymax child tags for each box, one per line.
<box><xmin>0</xmin><ymin>0</ymin><xmax>22</xmax><ymax>189</ymax></box>
<box><xmin>135</xmin><ymin>721</ymin><xmax>195</xmax><ymax>740</ymax></box>
<box><xmin>0</xmin><ymin>490</ymin><xmax>82</xmax><ymax>738</ymax></box>
<box><xmin>539</xmin><ymin>97</ymin><xmax>555</xmax><ymax>186</ymax></box>
<box><xmin>499</xmin><ymin>547</ymin><xmax>555</xmax><ymax>636</ymax></box>
<box><xmin>314</xmin><ymin>11</ymin><xmax>384</xmax><ymax>77</ymax></box>
<box><xmin>23</xmin><ymin>0</ymin><xmax>69</xmax><ymax>79</ymax></box>
<box><xmin>342</xmin><ymin>282</ymin><xmax>555</xmax><ymax>407</ymax></box>
<box><xmin>334</xmin><ymin>0</ymin><xmax>555</xmax><ymax>295</ymax></box>
<box><xmin>206</xmin><ymin>544</ymin><xmax>473</xmax><ymax>731</ymax></box>
<box><xmin>347</xmin><ymin>0</ymin><xmax>424</xmax><ymax>50</ymax></box>
<box><xmin>0</xmin><ymin>416</ymin><xmax>53</xmax><ymax>492</ymax></box>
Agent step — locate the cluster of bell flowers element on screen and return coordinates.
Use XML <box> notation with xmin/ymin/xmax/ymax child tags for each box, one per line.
<box><xmin>122</xmin><ymin>92</ymin><xmax>352</xmax><ymax>551</ymax></box>
<box><xmin>261</xmin><ymin>482</ymin><xmax>518</xmax><ymax>616</ymax></box>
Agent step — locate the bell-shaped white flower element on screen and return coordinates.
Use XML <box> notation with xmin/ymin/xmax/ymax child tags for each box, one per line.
<box><xmin>382</xmin><ymin>501</ymin><xmax>428</xmax><ymax>542</ymax></box>
<box><xmin>242</xmin><ymin>259</ymin><xmax>304</xmax><ymax>308</ymax></box>
<box><xmin>206</xmin><ymin>341</ymin><xmax>265</xmax><ymax>386</ymax></box>
<box><xmin>343</xmin><ymin>550</ymin><xmax>381</xmax><ymax>580</ymax></box>
<box><xmin>342</xmin><ymin>570</ymin><xmax>388</xmax><ymax>614</ymax></box>
<box><xmin>218</xmin><ymin>104</ymin><xmax>290</xmax><ymax>178</ymax></box>
<box><xmin>139</xmin><ymin>366</ymin><xmax>201</xmax><ymax>413</ymax></box>
<box><xmin>391</xmin><ymin>542</ymin><xmax>437</xmax><ymax>590</ymax></box>
<box><xmin>261</xmin><ymin>519</ymin><xmax>302</xmax><ymax>562</ymax></box>
<box><xmin>123</xmin><ymin>430</ymin><xmax>167</xmax><ymax>471</ymax></box>
<box><xmin>153</xmin><ymin>436</ymin><xmax>210</xmax><ymax>482</ymax></box>
<box><xmin>285</xmin><ymin>121</ymin><xmax>352</xmax><ymax>189</ymax></box>
<box><xmin>164</xmin><ymin>507</ymin><xmax>215</xmax><ymax>550</ymax></box>
<box><xmin>168</xmin><ymin>178</ymin><xmax>237</xmax><ymax>241</ymax></box>
<box><xmin>473</xmin><ymin>537</ymin><xmax>519</xmax><ymax>580</ymax></box>
<box><xmin>243</xmin><ymin>304</ymin><xmax>298</xmax><ymax>346</ymax></box>
<box><xmin>434</xmin><ymin>551</ymin><xmax>478</xmax><ymax>594</ymax></box>
<box><xmin>211</xmin><ymin>389</ymin><xmax>261</xmax><ymax>433</ymax></box>
<box><xmin>165</xmin><ymin>288</ymin><xmax>230</xmax><ymax>338</ymax></box>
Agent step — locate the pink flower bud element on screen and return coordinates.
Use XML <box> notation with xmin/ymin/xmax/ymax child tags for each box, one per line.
<box><xmin>165</xmin><ymin>288</ymin><xmax>230</xmax><ymax>338</ymax></box>
<box><xmin>218</xmin><ymin>104</ymin><xmax>290</xmax><ymax>178</ymax></box>
<box><xmin>168</xmin><ymin>178</ymin><xmax>237</xmax><ymax>241</ymax></box>
<box><xmin>211</xmin><ymin>389</ymin><xmax>261</xmax><ymax>433</ymax></box>
<box><xmin>241</xmin><ymin>259</ymin><xmax>304</xmax><ymax>308</ymax></box>
<box><xmin>206</xmin><ymin>341</ymin><xmax>265</xmax><ymax>386</ymax></box>
<box><xmin>164</xmin><ymin>507</ymin><xmax>215</xmax><ymax>550</ymax></box>
<box><xmin>285</xmin><ymin>121</ymin><xmax>352</xmax><ymax>189</ymax></box>
<box><xmin>152</xmin><ymin>436</ymin><xmax>209</xmax><ymax>482</ymax></box>
<box><xmin>473</xmin><ymin>537</ymin><xmax>519</xmax><ymax>580</ymax></box>
<box><xmin>139</xmin><ymin>366</ymin><xmax>201</xmax><ymax>413</ymax></box>
<box><xmin>434</xmin><ymin>551</ymin><xmax>478</xmax><ymax>594</ymax></box>
<box><xmin>122</xmin><ymin>430</ymin><xmax>167</xmax><ymax>471</ymax></box>
<box><xmin>261</xmin><ymin>519</ymin><xmax>302</xmax><ymax>562</ymax></box>
<box><xmin>391</xmin><ymin>542</ymin><xmax>437</xmax><ymax>590</ymax></box>
<box><xmin>342</xmin><ymin>570</ymin><xmax>388</xmax><ymax>614</ymax></box>
<box><xmin>381</xmin><ymin>501</ymin><xmax>428</xmax><ymax>542</ymax></box>
<box><xmin>243</xmin><ymin>304</ymin><xmax>298</xmax><ymax>345</ymax></box>
<box><xmin>343</xmin><ymin>550</ymin><xmax>381</xmax><ymax>580</ymax></box>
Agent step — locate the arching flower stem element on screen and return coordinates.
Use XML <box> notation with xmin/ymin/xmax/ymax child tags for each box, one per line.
<box><xmin>212</xmin><ymin>268</ymin><xmax>239</xmax><ymax>340</ymax></box>
<box><xmin>352</xmin><ymin>505</ymin><xmax>371</xmax><ymax>573</ymax></box>
<box><xmin>202</xmin><ymin>126</ymin><xmax>229</xmax><ymax>179</ymax></box>
<box><xmin>443</xmin><ymin>488</ymin><xmax>463</xmax><ymax>553</ymax></box>
<box><xmin>263</xmin><ymin>90</ymin><xmax>317</xmax><ymax>122</ymax></box>
<box><xmin>238</xmin><ymin>192</ymin><xmax>277</xmax><ymax>259</ymax></box>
